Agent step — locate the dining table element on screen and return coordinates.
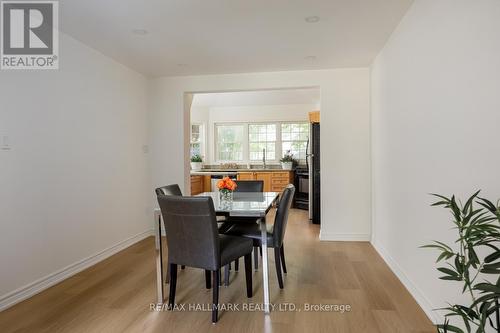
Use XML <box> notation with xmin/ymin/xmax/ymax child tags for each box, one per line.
<box><xmin>154</xmin><ymin>191</ymin><xmax>280</xmax><ymax>314</ymax></box>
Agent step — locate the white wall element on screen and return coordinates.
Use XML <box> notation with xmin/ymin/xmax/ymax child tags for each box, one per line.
<box><xmin>0</xmin><ymin>33</ymin><xmax>151</xmax><ymax>308</ymax></box>
<box><xmin>371</xmin><ymin>0</ymin><xmax>500</xmax><ymax>324</ymax></box>
<box><xmin>191</xmin><ymin>103</ymin><xmax>314</xmax><ymax>164</ymax></box>
<box><xmin>149</xmin><ymin>69</ymin><xmax>371</xmax><ymax>241</ymax></box>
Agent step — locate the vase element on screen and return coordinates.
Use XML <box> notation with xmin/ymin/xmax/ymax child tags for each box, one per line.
<box><xmin>190</xmin><ymin>162</ymin><xmax>203</xmax><ymax>171</ymax></box>
<box><xmin>219</xmin><ymin>189</ymin><xmax>233</xmax><ymax>201</ymax></box>
<box><xmin>281</xmin><ymin>162</ymin><xmax>293</xmax><ymax>170</ymax></box>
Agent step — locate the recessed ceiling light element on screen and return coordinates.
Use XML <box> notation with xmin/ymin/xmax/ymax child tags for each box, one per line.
<box><xmin>304</xmin><ymin>56</ymin><xmax>317</xmax><ymax>61</ymax></box>
<box><xmin>132</xmin><ymin>29</ymin><xmax>148</xmax><ymax>35</ymax></box>
<box><xmin>305</xmin><ymin>16</ymin><xmax>320</xmax><ymax>23</ymax></box>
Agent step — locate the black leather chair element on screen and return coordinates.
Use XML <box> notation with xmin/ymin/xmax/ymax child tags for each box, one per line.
<box><xmin>222</xmin><ymin>184</ymin><xmax>295</xmax><ymax>289</ymax></box>
<box><xmin>154</xmin><ymin>184</ymin><xmax>186</xmax><ymax>274</ymax></box>
<box><xmin>157</xmin><ymin>195</ymin><xmax>253</xmax><ymax>323</ymax></box>
<box><xmin>234</xmin><ymin>180</ymin><xmax>264</xmax><ymax>192</ymax></box>
<box><xmin>219</xmin><ymin>180</ymin><xmax>264</xmax><ymax>277</ymax></box>
<box><xmin>155</xmin><ymin>184</ymin><xmax>182</xmax><ymax>197</ymax></box>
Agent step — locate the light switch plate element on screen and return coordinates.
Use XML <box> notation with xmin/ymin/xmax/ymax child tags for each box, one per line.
<box><xmin>1</xmin><ymin>133</ymin><xmax>11</xmax><ymax>150</ymax></box>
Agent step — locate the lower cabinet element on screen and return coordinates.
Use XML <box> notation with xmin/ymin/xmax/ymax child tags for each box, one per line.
<box><xmin>270</xmin><ymin>172</ymin><xmax>294</xmax><ymax>192</ymax></box>
<box><xmin>237</xmin><ymin>172</ymin><xmax>255</xmax><ymax>181</ymax></box>
<box><xmin>255</xmin><ymin>172</ymin><xmax>272</xmax><ymax>192</ymax></box>
<box><xmin>191</xmin><ymin>175</ymin><xmax>211</xmax><ymax>195</ymax></box>
<box><xmin>237</xmin><ymin>171</ymin><xmax>293</xmax><ymax>192</ymax></box>
<box><xmin>190</xmin><ymin>175</ymin><xmax>204</xmax><ymax>195</ymax></box>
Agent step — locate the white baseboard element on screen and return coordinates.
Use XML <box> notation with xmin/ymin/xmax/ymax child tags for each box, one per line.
<box><xmin>319</xmin><ymin>231</ymin><xmax>371</xmax><ymax>241</ymax></box>
<box><xmin>0</xmin><ymin>229</ymin><xmax>154</xmax><ymax>312</ymax></box>
<box><xmin>371</xmin><ymin>240</ymin><xmax>441</xmax><ymax>325</ymax></box>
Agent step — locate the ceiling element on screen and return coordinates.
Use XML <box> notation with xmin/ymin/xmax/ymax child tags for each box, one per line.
<box><xmin>192</xmin><ymin>88</ymin><xmax>320</xmax><ymax>107</ymax></box>
<box><xmin>60</xmin><ymin>0</ymin><xmax>413</xmax><ymax>77</ymax></box>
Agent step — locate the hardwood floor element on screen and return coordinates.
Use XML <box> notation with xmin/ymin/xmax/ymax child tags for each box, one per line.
<box><xmin>0</xmin><ymin>209</ymin><xmax>435</xmax><ymax>332</ymax></box>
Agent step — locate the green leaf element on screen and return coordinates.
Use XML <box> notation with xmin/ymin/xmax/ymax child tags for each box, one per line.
<box><xmin>484</xmin><ymin>250</ymin><xmax>500</xmax><ymax>263</ymax></box>
<box><xmin>438</xmin><ymin>267</ymin><xmax>459</xmax><ymax>276</ymax></box>
<box><xmin>474</xmin><ymin>283</ymin><xmax>500</xmax><ymax>294</ymax></box>
<box><xmin>454</xmin><ymin>255</ymin><xmax>463</xmax><ymax>275</ymax></box>
<box><xmin>477</xmin><ymin>197</ymin><xmax>497</xmax><ymax>213</ymax></box>
<box><xmin>437</xmin><ymin>323</ymin><xmax>465</xmax><ymax>333</ymax></box>
<box><xmin>440</xmin><ymin>276</ymin><xmax>462</xmax><ymax>281</ymax></box>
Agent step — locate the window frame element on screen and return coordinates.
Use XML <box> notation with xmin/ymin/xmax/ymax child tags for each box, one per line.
<box><xmin>214</xmin><ymin>123</ymin><xmax>246</xmax><ymax>162</ymax></box>
<box><xmin>190</xmin><ymin>123</ymin><xmax>205</xmax><ymax>158</ymax></box>
<box><xmin>280</xmin><ymin>122</ymin><xmax>310</xmax><ymax>162</ymax></box>
<box><xmin>213</xmin><ymin>121</ymin><xmax>309</xmax><ymax>164</ymax></box>
<box><xmin>248</xmin><ymin>123</ymin><xmax>278</xmax><ymax>162</ymax></box>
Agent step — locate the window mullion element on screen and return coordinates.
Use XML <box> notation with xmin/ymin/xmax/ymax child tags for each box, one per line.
<box><xmin>277</xmin><ymin>122</ymin><xmax>282</xmax><ymax>161</ymax></box>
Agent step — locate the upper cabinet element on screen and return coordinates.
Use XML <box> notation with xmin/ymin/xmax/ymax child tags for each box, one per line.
<box><xmin>309</xmin><ymin>111</ymin><xmax>320</xmax><ymax>123</ymax></box>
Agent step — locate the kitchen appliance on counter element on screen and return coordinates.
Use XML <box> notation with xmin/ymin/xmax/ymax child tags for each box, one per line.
<box><xmin>307</xmin><ymin>122</ymin><xmax>320</xmax><ymax>224</ymax></box>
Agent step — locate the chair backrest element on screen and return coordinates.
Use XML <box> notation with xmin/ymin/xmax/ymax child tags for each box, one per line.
<box><xmin>155</xmin><ymin>184</ymin><xmax>183</xmax><ymax>196</ymax></box>
<box><xmin>272</xmin><ymin>184</ymin><xmax>295</xmax><ymax>248</ymax></box>
<box><xmin>157</xmin><ymin>195</ymin><xmax>220</xmax><ymax>271</ymax></box>
<box><xmin>234</xmin><ymin>180</ymin><xmax>264</xmax><ymax>192</ymax></box>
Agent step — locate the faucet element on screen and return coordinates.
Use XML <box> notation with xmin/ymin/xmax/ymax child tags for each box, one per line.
<box><xmin>262</xmin><ymin>148</ymin><xmax>266</xmax><ymax>169</ymax></box>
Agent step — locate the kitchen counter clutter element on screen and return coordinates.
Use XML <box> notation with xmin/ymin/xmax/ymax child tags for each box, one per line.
<box><xmin>190</xmin><ymin>169</ymin><xmax>295</xmax><ymax>194</ymax></box>
<box><xmin>191</xmin><ymin>169</ymin><xmax>290</xmax><ymax>175</ymax></box>
<box><xmin>190</xmin><ymin>171</ymin><xmax>238</xmax><ymax>176</ymax></box>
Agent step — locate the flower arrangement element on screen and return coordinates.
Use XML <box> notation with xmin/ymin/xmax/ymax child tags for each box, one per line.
<box><xmin>280</xmin><ymin>150</ymin><xmax>295</xmax><ymax>163</ymax></box>
<box><xmin>190</xmin><ymin>154</ymin><xmax>203</xmax><ymax>171</ymax></box>
<box><xmin>217</xmin><ymin>177</ymin><xmax>237</xmax><ymax>202</ymax></box>
<box><xmin>280</xmin><ymin>150</ymin><xmax>296</xmax><ymax>170</ymax></box>
<box><xmin>216</xmin><ymin>177</ymin><xmax>237</xmax><ymax>192</ymax></box>
<box><xmin>190</xmin><ymin>154</ymin><xmax>203</xmax><ymax>162</ymax></box>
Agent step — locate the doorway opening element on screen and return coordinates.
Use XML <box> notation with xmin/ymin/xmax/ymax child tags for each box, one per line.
<box><xmin>185</xmin><ymin>87</ymin><xmax>321</xmax><ymax>224</ymax></box>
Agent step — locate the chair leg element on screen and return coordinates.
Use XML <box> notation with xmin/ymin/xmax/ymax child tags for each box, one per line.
<box><xmin>219</xmin><ymin>270</ymin><xmax>223</xmax><ymax>286</ymax></box>
<box><xmin>165</xmin><ymin>263</ymin><xmax>170</xmax><ymax>284</ymax></box>
<box><xmin>280</xmin><ymin>244</ymin><xmax>287</xmax><ymax>274</ymax></box>
<box><xmin>224</xmin><ymin>264</ymin><xmax>230</xmax><ymax>287</ymax></box>
<box><xmin>234</xmin><ymin>258</ymin><xmax>239</xmax><ymax>271</ymax></box>
<box><xmin>259</xmin><ymin>246</ymin><xmax>262</xmax><ymax>257</ymax></box>
<box><xmin>244</xmin><ymin>253</ymin><xmax>253</xmax><ymax>298</ymax></box>
<box><xmin>168</xmin><ymin>263</ymin><xmax>178</xmax><ymax>308</ymax></box>
<box><xmin>274</xmin><ymin>249</ymin><xmax>284</xmax><ymax>289</ymax></box>
<box><xmin>212</xmin><ymin>270</ymin><xmax>220</xmax><ymax>323</ymax></box>
<box><xmin>205</xmin><ymin>270</ymin><xmax>211</xmax><ymax>289</ymax></box>
<box><xmin>253</xmin><ymin>247</ymin><xmax>259</xmax><ymax>271</ymax></box>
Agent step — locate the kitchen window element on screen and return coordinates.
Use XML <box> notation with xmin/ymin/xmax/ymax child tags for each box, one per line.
<box><xmin>281</xmin><ymin>123</ymin><xmax>309</xmax><ymax>161</ymax></box>
<box><xmin>213</xmin><ymin>122</ymin><xmax>309</xmax><ymax>163</ymax></box>
<box><xmin>249</xmin><ymin>124</ymin><xmax>276</xmax><ymax>161</ymax></box>
<box><xmin>190</xmin><ymin>124</ymin><xmax>204</xmax><ymax>157</ymax></box>
<box><xmin>216</xmin><ymin>124</ymin><xmax>244</xmax><ymax>161</ymax></box>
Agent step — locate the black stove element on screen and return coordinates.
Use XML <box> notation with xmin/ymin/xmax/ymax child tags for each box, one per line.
<box><xmin>294</xmin><ymin>167</ymin><xmax>309</xmax><ymax>210</ymax></box>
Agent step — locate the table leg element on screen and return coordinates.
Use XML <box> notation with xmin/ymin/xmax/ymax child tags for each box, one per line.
<box><xmin>155</xmin><ymin>209</ymin><xmax>164</xmax><ymax>304</ymax></box>
<box><xmin>260</xmin><ymin>216</ymin><xmax>270</xmax><ymax>313</ymax></box>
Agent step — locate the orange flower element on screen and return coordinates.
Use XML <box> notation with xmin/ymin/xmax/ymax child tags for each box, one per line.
<box><xmin>217</xmin><ymin>177</ymin><xmax>237</xmax><ymax>191</ymax></box>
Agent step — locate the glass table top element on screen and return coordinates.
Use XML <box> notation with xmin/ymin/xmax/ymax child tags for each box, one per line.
<box><xmin>195</xmin><ymin>192</ymin><xmax>280</xmax><ymax>217</ymax></box>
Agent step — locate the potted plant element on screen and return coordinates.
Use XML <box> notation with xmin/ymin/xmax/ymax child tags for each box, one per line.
<box><xmin>190</xmin><ymin>154</ymin><xmax>203</xmax><ymax>171</ymax></box>
<box><xmin>422</xmin><ymin>191</ymin><xmax>500</xmax><ymax>333</ymax></box>
<box><xmin>280</xmin><ymin>151</ymin><xmax>295</xmax><ymax>170</ymax></box>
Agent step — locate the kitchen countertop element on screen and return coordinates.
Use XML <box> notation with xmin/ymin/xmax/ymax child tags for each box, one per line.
<box><xmin>190</xmin><ymin>168</ymin><xmax>295</xmax><ymax>176</ymax></box>
<box><xmin>190</xmin><ymin>171</ymin><xmax>239</xmax><ymax>176</ymax></box>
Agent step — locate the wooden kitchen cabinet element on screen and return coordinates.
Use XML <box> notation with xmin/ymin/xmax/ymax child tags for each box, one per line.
<box><xmin>190</xmin><ymin>175</ymin><xmax>204</xmax><ymax>195</ymax></box>
<box><xmin>237</xmin><ymin>172</ymin><xmax>255</xmax><ymax>181</ymax></box>
<box><xmin>270</xmin><ymin>171</ymin><xmax>294</xmax><ymax>192</ymax></box>
<box><xmin>191</xmin><ymin>175</ymin><xmax>211</xmax><ymax>195</ymax></box>
<box><xmin>255</xmin><ymin>172</ymin><xmax>272</xmax><ymax>192</ymax></box>
<box><xmin>237</xmin><ymin>171</ymin><xmax>293</xmax><ymax>193</ymax></box>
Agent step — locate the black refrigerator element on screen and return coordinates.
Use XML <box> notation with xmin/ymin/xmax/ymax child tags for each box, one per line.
<box><xmin>307</xmin><ymin>122</ymin><xmax>320</xmax><ymax>224</ymax></box>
